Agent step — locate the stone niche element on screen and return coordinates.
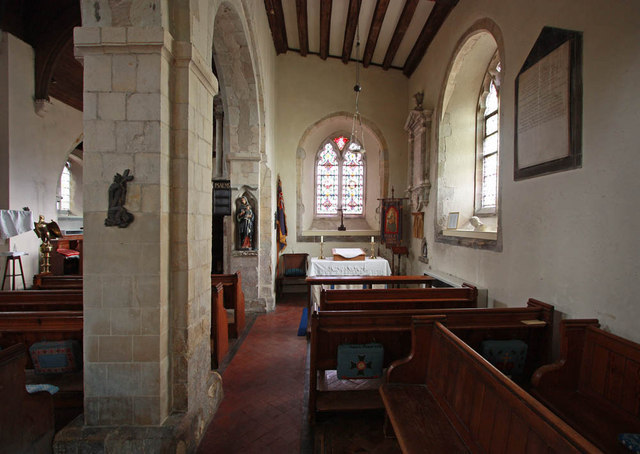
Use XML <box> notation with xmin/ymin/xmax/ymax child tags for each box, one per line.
<box><xmin>404</xmin><ymin>99</ymin><xmax>432</xmax><ymax>212</ymax></box>
<box><xmin>235</xmin><ymin>191</ymin><xmax>257</xmax><ymax>251</ymax></box>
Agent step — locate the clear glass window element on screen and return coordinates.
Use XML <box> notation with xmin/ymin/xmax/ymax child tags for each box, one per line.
<box><xmin>59</xmin><ymin>165</ymin><xmax>71</xmax><ymax>212</ymax></box>
<box><xmin>476</xmin><ymin>54</ymin><xmax>500</xmax><ymax>215</ymax></box>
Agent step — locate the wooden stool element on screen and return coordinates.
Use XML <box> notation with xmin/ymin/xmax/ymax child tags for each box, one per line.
<box><xmin>1</xmin><ymin>251</ymin><xmax>28</xmax><ymax>290</ymax></box>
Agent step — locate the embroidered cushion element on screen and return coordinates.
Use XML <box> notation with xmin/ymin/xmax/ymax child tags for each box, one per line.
<box><xmin>619</xmin><ymin>433</ymin><xmax>640</xmax><ymax>453</ymax></box>
<box><xmin>284</xmin><ymin>267</ymin><xmax>305</xmax><ymax>277</ymax></box>
<box><xmin>25</xmin><ymin>384</ymin><xmax>60</xmax><ymax>395</ymax></box>
<box><xmin>337</xmin><ymin>343</ymin><xmax>384</xmax><ymax>379</ymax></box>
<box><xmin>29</xmin><ymin>340</ymin><xmax>82</xmax><ymax>374</ymax></box>
<box><xmin>480</xmin><ymin>339</ymin><xmax>528</xmax><ymax>381</ymax></box>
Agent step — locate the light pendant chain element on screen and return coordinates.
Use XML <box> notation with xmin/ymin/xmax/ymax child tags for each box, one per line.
<box><xmin>350</xmin><ymin>18</ymin><xmax>365</xmax><ymax>154</ymax></box>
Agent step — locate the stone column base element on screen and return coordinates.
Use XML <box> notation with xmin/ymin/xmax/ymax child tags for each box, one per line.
<box><xmin>54</xmin><ymin>373</ymin><xmax>223</xmax><ymax>453</ymax></box>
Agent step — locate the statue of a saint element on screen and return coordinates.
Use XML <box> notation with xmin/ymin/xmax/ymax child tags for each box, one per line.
<box><xmin>105</xmin><ymin>169</ymin><xmax>134</xmax><ymax>228</ymax></box>
<box><xmin>237</xmin><ymin>196</ymin><xmax>254</xmax><ymax>250</ymax></box>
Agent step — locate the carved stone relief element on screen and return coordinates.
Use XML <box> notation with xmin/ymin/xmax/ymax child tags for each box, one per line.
<box><xmin>404</xmin><ymin>104</ymin><xmax>432</xmax><ymax>212</ymax></box>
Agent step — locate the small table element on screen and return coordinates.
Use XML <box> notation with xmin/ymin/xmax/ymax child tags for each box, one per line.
<box><xmin>1</xmin><ymin>251</ymin><xmax>28</xmax><ymax>290</ymax></box>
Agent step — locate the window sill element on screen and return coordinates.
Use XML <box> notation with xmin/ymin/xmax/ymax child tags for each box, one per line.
<box><xmin>443</xmin><ymin>229</ymin><xmax>497</xmax><ymax>241</ymax></box>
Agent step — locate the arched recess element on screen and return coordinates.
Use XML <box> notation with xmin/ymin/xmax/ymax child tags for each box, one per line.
<box><xmin>296</xmin><ymin>112</ymin><xmax>390</xmax><ymax>241</ymax></box>
<box><xmin>434</xmin><ymin>19</ymin><xmax>504</xmax><ymax>251</ymax></box>
<box><xmin>34</xmin><ymin>3</ymin><xmax>82</xmax><ymax>110</ymax></box>
<box><xmin>211</xmin><ymin>2</ymin><xmax>273</xmax><ymax>310</ymax></box>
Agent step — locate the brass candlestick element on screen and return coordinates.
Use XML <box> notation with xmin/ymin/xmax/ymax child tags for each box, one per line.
<box><xmin>40</xmin><ymin>242</ymin><xmax>53</xmax><ymax>274</ymax></box>
<box><xmin>319</xmin><ymin>237</ymin><xmax>325</xmax><ymax>259</ymax></box>
<box><xmin>370</xmin><ymin>238</ymin><xmax>376</xmax><ymax>259</ymax></box>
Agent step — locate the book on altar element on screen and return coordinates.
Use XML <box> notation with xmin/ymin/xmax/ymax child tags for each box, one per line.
<box><xmin>332</xmin><ymin>248</ymin><xmax>366</xmax><ymax>261</ymax></box>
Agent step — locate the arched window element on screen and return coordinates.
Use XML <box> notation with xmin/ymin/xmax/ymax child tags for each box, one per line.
<box><xmin>315</xmin><ymin>135</ymin><xmax>364</xmax><ymax>215</ymax></box>
<box><xmin>476</xmin><ymin>53</ymin><xmax>501</xmax><ymax>214</ymax></box>
<box><xmin>59</xmin><ymin>164</ymin><xmax>71</xmax><ymax>212</ymax></box>
<box><xmin>436</xmin><ymin>29</ymin><xmax>501</xmax><ymax>245</ymax></box>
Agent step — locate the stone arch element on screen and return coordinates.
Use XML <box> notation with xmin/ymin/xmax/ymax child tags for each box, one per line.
<box><xmin>295</xmin><ymin>112</ymin><xmax>390</xmax><ymax>240</ymax></box>
<box><xmin>211</xmin><ymin>2</ymin><xmax>273</xmax><ymax>310</ymax></box>
<box><xmin>433</xmin><ymin>18</ymin><xmax>504</xmax><ymax>250</ymax></box>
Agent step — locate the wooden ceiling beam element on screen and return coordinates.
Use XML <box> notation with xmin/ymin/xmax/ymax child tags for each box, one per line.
<box><xmin>362</xmin><ymin>0</ymin><xmax>390</xmax><ymax>68</ymax></box>
<box><xmin>319</xmin><ymin>0</ymin><xmax>332</xmax><ymax>60</ymax></box>
<box><xmin>295</xmin><ymin>0</ymin><xmax>309</xmax><ymax>56</ymax></box>
<box><xmin>341</xmin><ymin>0</ymin><xmax>362</xmax><ymax>64</ymax></box>
<box><xmin>382</xmin><ymin>0</ymin><xmax>419</xmax><ymax>70</ymax></box>
<box><xmin>403</xmin><ymin>0</ymin><xmax>459</xmax><ymax>77</ymax></box>
<box><xmin>264</xmin><ymin>0</ymin><xmax>288</xmax><ymax>54</ymax></box>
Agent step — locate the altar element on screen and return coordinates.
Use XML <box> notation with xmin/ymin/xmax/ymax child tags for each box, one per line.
<box><xmin>307</xmin><ymin>257</ymin><xmax>391</xmax><ymax>310</ymax></box>
<box><xmin>307</xmin><ymin>257</ymin><xmax>391</xmax><ymax>278</ymax></box>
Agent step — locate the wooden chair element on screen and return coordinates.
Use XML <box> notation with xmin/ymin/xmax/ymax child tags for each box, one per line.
<box><xmin>277</xmin><ymin>253</ymin><xmax>308</xmax><ymax>297</ymax></box>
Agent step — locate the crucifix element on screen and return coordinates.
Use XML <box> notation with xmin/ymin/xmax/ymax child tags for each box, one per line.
<box><xmin>337</xmin><ymin>207</ymin><xmax>346</xmax><ymax>231</ymax></box>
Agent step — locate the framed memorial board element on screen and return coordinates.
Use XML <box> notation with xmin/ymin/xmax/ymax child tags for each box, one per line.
<box><xmin>514</xmin><ymin>27</ymin><xmax>582</xmax><ymax>180</ymax></box>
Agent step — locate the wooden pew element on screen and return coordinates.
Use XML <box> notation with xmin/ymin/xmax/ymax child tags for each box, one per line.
<box><xmin>0</xmin><ymin>289</ymin><xmax>83</xmax><ymax>311</ymax></box>
<box><xmin>211</xmin><ymin>282</ymin><xmax>229</xmax><ymax>368</ymax></box>
<box><xmin>380</xmin><ymin>317</ymin><xmax>600</xmax><ymax>453</ymax></box>
<box><xmin>306</xmin><ymin>274</ymin><xmax>438</xmax><ymax>289</ymax></box>
<box><xmin>307</xmin><ymin>275</ymin><xmax>438</xmax><ymax>313</ymax></box>
<box><xmin>308</xmin><ymin>299</ymin><xmax>553</xmax><ymax>420</ymax></box>
<box><xmin>0</xmin><ymin>343</ymin><xmax>55</xmax><ymax>453</ymax></box>
<box><xmin>211</xmin><ymin>272</ymin><xmax>246</xmax><ymax>338</ymax></box>
<box><xmin>33</xmin><ymin>274</ymin><xmax>83</xmax><ymax>290</ymax></box>
<box><xmin>318</xmin><ymin>283</ymin><xmax>478</xmax><ymax>311</ymax></box>
<box><xmin>531</xmin><ymin>319</ymin><xmax>640</xmax><ymax>453</ymax></box>
<box><xmin>0</xmin><ymin>310</ymin><xmax>84</xmax><ymax>431</ymax></box>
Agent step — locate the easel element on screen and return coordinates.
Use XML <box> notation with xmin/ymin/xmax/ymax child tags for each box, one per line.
<box><xmin>390</xmin><ymin>246</ymin><xmax>409</xmax><ymax>276</ymax></box>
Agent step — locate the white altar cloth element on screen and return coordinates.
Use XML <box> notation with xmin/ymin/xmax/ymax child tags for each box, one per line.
<box><xmin>307</xmin><ymin>257</ymin><xmax>391</xmax><ymax>278</ymax></box>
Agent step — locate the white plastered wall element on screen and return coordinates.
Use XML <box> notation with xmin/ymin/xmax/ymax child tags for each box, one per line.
<box><xmin>408</xmin><ymin>0</ymin><xmax>640</xmax><ymax>343</ymax></box>
<box><xmin>275</xmin><ymin>53</ymin><xmax>408</xmax><ymax>256</ymax></box>
<box><xmin>0</xmin><ymin>32</ymin><xmax>83</xmax><ymax>282</ymax></box>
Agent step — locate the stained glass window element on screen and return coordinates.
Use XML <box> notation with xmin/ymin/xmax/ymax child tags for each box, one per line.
<box><xmin>316</xmin><ymin>143</ymin><xmax>339</xmax><ymax>214</ymax></box>
<box><xmin>333</xmin><ymin>136</ymin><xmax>348</xmax><ymax>151</ymax></box>
<box><xmin>316</xmin><ymin>137</ymin><xmax>365</xmax><ymax>215</ymax></box>
<box><xmin>342</xmin><ymin>150</ymin><xmax>364</xmax><ymax>214</ymax></box>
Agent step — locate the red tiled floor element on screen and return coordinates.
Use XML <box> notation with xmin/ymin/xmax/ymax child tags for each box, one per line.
<box><xmin>197</xmin><ymin>294</ymin><xmax>308</xmax><ymax>453</ymax></box>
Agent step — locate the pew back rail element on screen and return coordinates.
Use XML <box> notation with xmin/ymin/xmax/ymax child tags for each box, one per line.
<box><xmin>318</xmin><ymin>284</ymin><xmax>478</xmax><ymax>312</ymax></box>
<box><xmin>0</xmin><ymin>289</ymin><xmax>83</xmax><ymax>312</ymax></box>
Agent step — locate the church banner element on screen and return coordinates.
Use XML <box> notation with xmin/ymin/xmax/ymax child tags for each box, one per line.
<box><xmin>381</xmin><ymin>199</ymin><xmax>403</xmax><ymax>247</ymax></box>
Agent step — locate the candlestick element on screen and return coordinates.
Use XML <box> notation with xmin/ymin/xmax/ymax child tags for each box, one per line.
<box><xmin>319</xmin><ymin>235</ymin><xmax>325</xmax><ymax>259</ymax></box>
<box><xmin>370</xmin><ymin>237</ymin><xmax>376</xmax><ymax>259</ymax></box>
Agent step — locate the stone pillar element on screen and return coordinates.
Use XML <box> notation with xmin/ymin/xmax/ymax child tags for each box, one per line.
<box><xmin>55</xmin><ymin>24</ymin><xmax>219</xmax><ymax>452</ymax></box>
<box><xmin>76</xmin><ymin>24</ymin><xmax>174</xmax><ymax>428</ymax></box>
